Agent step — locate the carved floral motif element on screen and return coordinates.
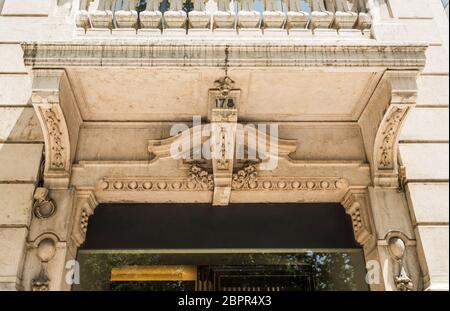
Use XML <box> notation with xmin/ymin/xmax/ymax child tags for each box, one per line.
<box><xmin>42</xmin><ymin>107</ymin><xmax>65</xmax><ymax>170</ymax></box>
<box><xmin>232</xmin><ymin>163</ymin><xmax>258</xmax><ymax>189</ymax></box>
<box><xmin>188</xmin><ymin>164</ymin><xmax>214</xmax><ymax>190</ymax></box>
<box><xmin>378</xmin><ymin>107</ymin><xmax>408</xmax><ymax>170</ymax></box>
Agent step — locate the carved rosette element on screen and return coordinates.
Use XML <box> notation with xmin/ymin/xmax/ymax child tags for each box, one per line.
<box><xmin>98</xmin><ymin>165</ymin><xmax>215</xmax><ymax>192</ymax></box>
<box><xmin>72</xmin><ymin>191</ymin><xmax>98</xmax><ymax>247</ymax></box>
<box><xmin>234</xmin><ymin>177</ymin><xmax>347</xmax><ymax>191</ymax></box>
<box><xmin>342</xmin><ymin>190</ymin><xmax>375</xmax><ymax>248</ymax></box>
<box><xmin>97</xmin><ymin>175</ymin><xmax>347</xmax><ymax>192</ymax></box>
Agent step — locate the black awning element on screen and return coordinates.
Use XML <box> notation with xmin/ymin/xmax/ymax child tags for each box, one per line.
<box><xmin>81</xmin><ymin>203</ymin><xmax>359</xmax><ymax>250</ymax></box>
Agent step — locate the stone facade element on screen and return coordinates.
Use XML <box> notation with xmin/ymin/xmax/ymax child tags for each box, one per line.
<box><xmin>0</xmin><ymin>0</ymin><xmax>448</xmax><ymax>291</ymax></box>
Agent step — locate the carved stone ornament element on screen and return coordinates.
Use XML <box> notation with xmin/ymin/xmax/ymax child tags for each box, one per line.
<box><xmin>44</xmin><ymin>107</ymin><xmax>65</xmax><ymax>169</ymax></box>
<box><xmin>215</xmin><ymin>76</ymin><xmax>235</xmax><ymax>94</ymax></box>
<box><xmin>32</xmin><ymin>90</ymin><xmax>72</xmax><ymax>189</ymax></box>
<box><xmin>32</xmin><ymin>92</ymin><xmax>68</xmax><ymax>171</ymax></box>
<box><xmin>72</xmin><ymin>191</ymin><xmax>98</xmax><ymax>247</ymax></box>
<box><xmin>342</xmin><ymin>190</ymin><xmax>375</xmax><ymax>247</ymax></box>
<box><xmin>97</xmin><ymin>170</ymin><xmax>347</xmax><ymax>192</ymax></box>
<box><xmin>377</xmin><ymin>106</ymin><xmax>408</xmax><ymax>170</ymax></box>
<box><xmin>31</xmin><ymin>238</ymin><xmax>56</xmax><ymax>291</ymax></box>
<box><xmin>188</xmin><ymin>164</ymin><xmax>214</xmax><ymax>190</ymax></box>
<box><xmin>388</xmin><ymin>236</ymin><xmax>414</xmax><ymax>291</ymax></box>
<box><xmin>213</xmin><ymin>0</ymin><xmax>236</xmax><ymax>29</ymax></box>
<box><xmin>232</xmin><ymin>163</ymin><xmax>258</xmax><ymax>189</ymax></box>
<box><xmin>31</xmin><ymin>267</ymin><xmax>51</xmax><ymax>291</ymax></box>
<box><xmin>33</xmin><ymin>187</ymin><xmax>56</xmax><ymax>219</ymax></box>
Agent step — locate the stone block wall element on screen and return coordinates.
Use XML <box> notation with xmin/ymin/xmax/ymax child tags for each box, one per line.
<box><xmin>379</xmin><ymin>0</ymin><xmax>449</xmax><ymax>291</ymax></box>
<box><xmin>0</xmin><ymin>44</ymin><xmax>43</xmax><ymax>289</ymax></box>
<box><xmin>0</xmin><ymin>0</ymin><xmax>448</xmax><ymax>290</ymax></box>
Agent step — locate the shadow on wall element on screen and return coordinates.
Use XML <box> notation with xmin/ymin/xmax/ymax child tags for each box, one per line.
<box><xmin>0</xmin><ymin>107</ymin><xmax>43</xmax><ymax>143</ymax></box>
<box><xmin>0</xmin><ymin>0</ymin><xmax>4</xmax><ymax>14</ymax></box>
<box><xmin>0</xmin><ymin>102</ymin><xmax>45</xmax><ymax>185</ymax></box>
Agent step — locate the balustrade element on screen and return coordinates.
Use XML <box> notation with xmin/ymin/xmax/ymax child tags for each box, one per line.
<box><xmin>90</xmin><ymin>0</ymin><xmax>116</xmax><ymax>28</ymax></box>
<box><xmin>139</xmin><ymin>0</ymin><xmax>163</xmax><ymax>28</ymax></box>
<box><xmin>115</xmin><ymin>0</ymin><xmax>138</xmax><ymax>28</ymax></box>
<box><xmin>213</xmin><ymin>0</ymin><xmax>236</xmax><ymax>29</ymax></box>
<box><xmin>74</xmin><ymin>0</ymin><xmax>372</xmax><ymax>36</ymax></box>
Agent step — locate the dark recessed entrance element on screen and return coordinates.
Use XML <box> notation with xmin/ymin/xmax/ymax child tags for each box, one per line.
<box><xmin>74</xmin><ymin>203</ymin><xmax>368</xmax><ymax>291</ymax></box>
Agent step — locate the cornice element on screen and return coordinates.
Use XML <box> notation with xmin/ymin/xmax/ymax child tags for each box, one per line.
<box><xmin>21</xmin><ymin>41</ymin><xmax>427</xmax><ymax>69</ymax></box>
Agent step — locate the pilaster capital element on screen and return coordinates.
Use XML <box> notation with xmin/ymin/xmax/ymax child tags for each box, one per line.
<box><xmin>342</xmin><ymin>189</ymin><xmax>376</xmax><ymax>250</ymax></box>
<box><xmin>71</xmin><ymin>191</ymin><xmax>98</xmax><ymax>247</ymax></box>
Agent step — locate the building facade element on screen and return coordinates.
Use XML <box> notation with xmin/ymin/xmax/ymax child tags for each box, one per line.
<box><xmin>0</xmin><ymin>0</ymin><xmax>448</xmax><ymax>291</ymax></box>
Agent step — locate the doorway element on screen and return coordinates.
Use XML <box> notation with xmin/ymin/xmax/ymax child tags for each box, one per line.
<box><xmin>73</xmin><ymin>203</ymin><xmax>368</xmax><ymax>291</ymax></box>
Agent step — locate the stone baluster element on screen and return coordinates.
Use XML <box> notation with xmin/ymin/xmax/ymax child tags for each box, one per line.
<box><xmin>164</xmin><ymin>0</ymin><xmax>188</xmax><ymax>29</ymax></box>
<box><xmin>308</xmin><ymin>0</ymin><xmax>334</xmax><ymax>29</ymax></box>
<box><xmin>189</xmin><ymin>0</ymin><xmax>211</xmax><ymax>29</ymax></box>
<box><xmin>139</xmin><ymin>0</ymin><xmax>163</xmax><ymax>28</ymax></box>
<box><xmin>327</xmin><ymin>0</ymin><xmax>357</xmax><ymax>29</ymax></box>
<box><xmin>90</xmin><ymin>0</ymin><xmax>116</xmax><ymax>29</ymax></box>
<box><xmin>75</xmin><ymin>0</ymin><xmax>91</xmax><ymax>29</ymax></box>
<box><xmin>213</xmin><ymin>0</ymin><xmax>236</xmax><ymax>29</ymax></box>
<box><xmin>237</xmin><ymin>0</ymin><xmax>259</xmax><ymax>28</ymax></box>
<box><xmin>237</xmin><ymin>0</ymin><xmax>260</xmax><ymax>29</ymax></box>
<box><xmin>284</xmin><ymin>0</ymin><xmax>309</xmax><ymax>29</ymax></box>
<box><xmin>115</xmin><ymin>0</ymin><xmax>139</xmax><ymax>28</ymax></box>
<box><xmin>262</xmin><ymin>0</ymin><xmax>287</xmax><ymax>29</ymax></box>
<box><xmin>352</xmin><ymin>0</ymin><xmax>372</xmax><ymax>30</ymax></box>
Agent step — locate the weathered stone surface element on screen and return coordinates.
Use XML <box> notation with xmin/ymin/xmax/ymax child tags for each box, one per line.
<box><xmin>368</xmin><ymin>187</ymin><xmax>415</xmax><ymax>240</ymax></box>
<box><xmin>74</xmin><ymin>122</ymin><xmax>368</xmax><ymax>162</ymax></box>
<box><xmin>0</xmin><ymin>143</ymin><xmax>43</xmax><ymax>182</ymax></box>
<box><xmin>1</xmin><ymin>0</ymin><xmax>50</xmax><ymax>16</ymax></box>
<box><xmin>400</xmin><ymin>108</ymin><xmax>449</xmax><ymax>142</ymax></box>
<box><xmin>0</xmin><ymin>107</ymin><xmax>44</xmax><ymax>142</ymax></box>
<box><xmin>389</xmin><ymin>0</ymin><xmax>434</xmax><ymax>18</ymax></box>
<box><xmin>0</xmin><ymin>0</ymin><xmax>448</xmax><ymax>292</ymax></box>
<box><xmin>0</xmin><ymin>75</ymin><xmax>32</xmax><ymax>106</ymax></box>
<box><xmin>0</xmin><ymin>44</ymin><xmax>26</xmax><ymax>73</ymax></box>
<box><xmin>416</xmin><ymin>225</ymin><xmax>449</xmax><ymax>290</ymax></box>
<box><xmin>406</xmin><ymin>183</ymin><xmax>449</xmax><ymax>225</ymax></box>
<box><xmin>399</xmin><ymin>143</ymin><xmax>449</xmax><ymax>180</ymax></box>
<box><xmin>0</xmin><ymin>17</ymin><xmax>73</xmax><ymax>42</ymax></box>
<box><xmin>20</xmin><ymin>42</ymin><xmax>427</xmax><ymax>69</ymax></box>
<box><xmin>417</xmin><ymin>75</ymin><xmax>449</xmax><ymax>106</ymax></box>
<box><xmin>0</xmin><ymin>227</ymin><xmax>28</xmax><ymax>289</ymax></box>
<box><xmin>423</xmin><ymin>45</ymin><xmax>449</xmax><ymax>75</ymax></box>
<box><xmin>28</xmin><ymin>189</ymin><xmax>75</xmax><ymax>243</ymax></box>
<box><xmin>0</xmin><ymin>184</ymin><xmax>34</xmax><ymax>226</ymax></box>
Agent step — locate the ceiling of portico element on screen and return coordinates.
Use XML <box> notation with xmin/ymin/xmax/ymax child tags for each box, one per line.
<box><xmin>65</xmin><ymin>67</ymin><xmax>384</xmax><ymax>122</ymax></box>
